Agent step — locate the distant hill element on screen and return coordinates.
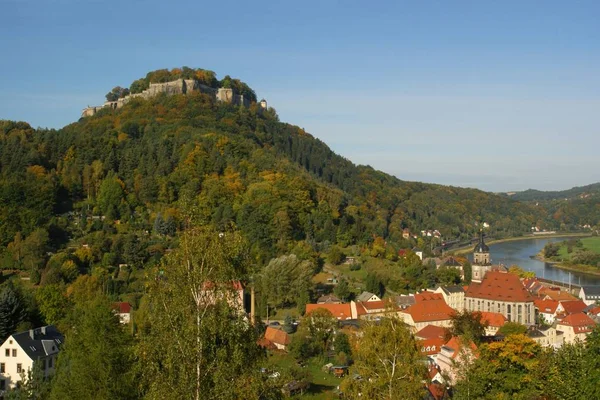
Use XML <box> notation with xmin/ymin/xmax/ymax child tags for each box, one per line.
<box><xmin>503</xmin><ymin>183</ymin><xmax>600</xmax><ymax>202</ymax></box>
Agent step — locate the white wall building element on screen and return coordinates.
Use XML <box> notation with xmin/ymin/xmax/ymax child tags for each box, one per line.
<box><xmin>0</xmin><ymin>326</ymin><xmax>63</xmax><ymax>393</ymax></box>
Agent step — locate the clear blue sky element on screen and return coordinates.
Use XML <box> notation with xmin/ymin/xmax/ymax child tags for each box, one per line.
<box><xmin>1</xmin><ymin>0</ymin><xmax>599</xmax><ymax>192</ymax></box>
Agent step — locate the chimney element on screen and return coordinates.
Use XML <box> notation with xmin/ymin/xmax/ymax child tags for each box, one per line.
<box><xmin>41</xmin><ymin>326</ymin><xmax>47</xmax><ymax>335</ymax></box>
<box><xmin>29</xmin><ymin>329</ymin><xmax>34</xmax><ymax>340</ymax></box>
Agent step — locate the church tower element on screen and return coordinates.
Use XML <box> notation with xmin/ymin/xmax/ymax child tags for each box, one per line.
<box><xmin>471</xmin><ymin>230</ymin><xmax>492</xmax><ymax>282</ymax></box>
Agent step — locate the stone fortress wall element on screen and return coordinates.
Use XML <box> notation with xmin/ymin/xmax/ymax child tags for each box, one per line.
<box><xmin>82</xmin><ymin>79</ymin><xmax>267</xmax><ymax>118</ymax></box>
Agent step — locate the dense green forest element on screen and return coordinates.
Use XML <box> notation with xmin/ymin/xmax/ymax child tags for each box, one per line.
<box><xmin>501</xmin><ymin>183</ymin><xmax>600</xmax><ymax>230</ymax></box>
<box><xmin>0</xmin><ymin>71</ymin><xmax>551</xmax><ymax>266</ymax></box>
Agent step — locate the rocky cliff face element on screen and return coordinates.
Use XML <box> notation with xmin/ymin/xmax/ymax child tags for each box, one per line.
<box><xmin>82</xmin><ymin>79</ymin><xmax>260</xmax><ymax>118</ymax></box>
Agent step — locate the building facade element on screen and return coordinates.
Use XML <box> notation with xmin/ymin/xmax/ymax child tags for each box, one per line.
<box><xmin>465</xmin><ymin>271</ymin><xmax>535</xmax><ymax>326</ymax></box>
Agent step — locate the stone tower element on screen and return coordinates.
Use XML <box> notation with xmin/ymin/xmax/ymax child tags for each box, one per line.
<box><xmin>471</xmin><ymin>230</ymin><xmax>491</xmax><ymax>282</ymax></box>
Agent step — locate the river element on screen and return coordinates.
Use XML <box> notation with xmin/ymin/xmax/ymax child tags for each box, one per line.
<box><xmin>468</xmin><ymin>237</ymin><xmax>600</xmax><ymax>286</ymax></box>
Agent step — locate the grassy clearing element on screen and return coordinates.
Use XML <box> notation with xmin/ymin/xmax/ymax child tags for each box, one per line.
<box><xmin>266</xmin><ymin>352</ymin><xmax>342</xmax><ymax>399</ymax></box>
<box><xmin>557</xmin><ymin>236</ymin><xmax>600</xmax><ymax>261</ymax></box>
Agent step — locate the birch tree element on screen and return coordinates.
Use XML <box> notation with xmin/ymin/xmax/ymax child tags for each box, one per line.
<box><xmin>341</xmin><ymin>317</ymin><xmax>426</xmax><ymax>399</ymax></box>
<box><xmin>138</xmin><ymin>227</ymin><xmax>279</xmax><ymax>400</ymax></box>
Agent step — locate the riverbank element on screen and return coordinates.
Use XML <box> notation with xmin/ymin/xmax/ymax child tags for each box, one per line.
<box><xmin>535</xmin><ymin>255</ymin><xmax>600</xmax><ymax>277</ymax></box>
<box><xmin>450</xmin><ymin>233</ymin><xmax>592</xmax><ymax>256</ymax></box>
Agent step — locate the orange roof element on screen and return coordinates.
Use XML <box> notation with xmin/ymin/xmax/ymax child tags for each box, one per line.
<box><xmin>402</xmin><ymin>300</ymin><xmax>455</xmax><ymax>323</ymax></box>
<box><xmin>466</xmin><ymin>271</ymin><xmax>533</xmax><ymax>302</ymax></box>
<box><xmin>257</xmin><ymin>336</ymin><xmax>277</xmax><ymax>350</ymax></box>
<box><xmin>560</xmin><ymin>300</ymin><xmax>587</xmax><ymax>315</ymax></box>
<box><xmin>305</xmin><ymin>303</ymin><xmax>353</xmax><ymax>320</ymax></box>
<box><xmin>428</xmin><ymin>383</ymin><xmax>448</xmax><ymax>400</ymax></box>
<box><xmin>588</xmin><ymin>306</ymin><xmax>600</xmax><ymax>316</ymax></box>
<box><xmin>443</xmin><ymin>336</ymin><xmax>478</xmax><ymax>359</ymax></box>
<box><xmin>479</xmin><ymin>311</ymin><xmax>507</xmax><ymax>327</ymax></box>
<box><xmin>415</xmin><ymin>292</ymin><xmax>444</xmax><ymax>302</ymax></box>
<box><xmin>416</xmin><ymin>324</ymin><xmax>449</xmax><ymax>340</ymax></box>
<box><xmin>534</xmin><ymin>299</ymin><xmax>559</xmax><ymax>314</ymax></box>
<box><xmin>539</xmin><ymin>287</ymin><xmax>577</xmax><ymax>301</ymax></box>
<box><xmin>112</xmin><ymin>302</ymin><xmax>132</xmax><ymax>314</ymax></box>
<box><xmin>419</xmin><ymin>337</ymin><xmax>445</xmax><ymax>355</ymax></box>
<box><xmin>264</xmin><ymin>326</ymin><xmax>291</xmax><ymax>346</ymax></box>
<box><xmin>558</xmin><ymin>313</ymin><xmax>596</xmax><ymax>333</ymax></box>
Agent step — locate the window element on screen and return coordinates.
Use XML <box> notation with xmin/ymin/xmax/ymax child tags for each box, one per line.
<box><xmin>4</xmin><ymin>349</ymin><xmax>8</xmax><ymax>357</ymax></box>
<box><xmin>0</xmin><ymin>363</ymin><xmax>4</xmax><ymax>373</ymax></box>
<box><xmin>41</xmin><ymin>359</ymin><xmax>46</xmax><ymax>370</ymax></box>
<box><xmin>16</xmin><ymin>364</ymin><xmax>22</xmax><ymax>373</ymax></box>
<box><xmin>48</xmin><ymin>357</ymin><xmax>53</xmax><ymax>368</ymax></box>
<box><xmin>11</xmin><ymin>349</ymin><xmax>16</xmax><ymax>357</ymax></box>
<box><xmin>0</xmin><ymin>379</ymin><xmax>5</xmax><ymax>390</ymax></box>
<box><xmin>8</xmin><ymin>340</ymin><xmax>12</xmax><ymax>345</ymax></box>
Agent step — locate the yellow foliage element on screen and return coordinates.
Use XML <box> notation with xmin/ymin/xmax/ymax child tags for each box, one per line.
<box><xmin>26</xmin><ymin>165</ymin><xmax>46</xmax><ymax>177</ymax></box>
<box><xmin>117</xmin><ymin>132</ymin><xmax>129</xmax><ymax>142</ymax></box>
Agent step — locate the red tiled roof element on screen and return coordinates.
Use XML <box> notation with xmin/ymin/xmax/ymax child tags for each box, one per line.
<box><xmin>402</xmin><ymin>300</ymin><xmax>455</xmax><ymax>323</ymax></box>
<box><xmin>428</xmin><ymin>383</ymin><xmax>448</xmax><ymax>400</ymax></box>
<box><xmin>588</xmin><ymin>306</ymin><xmax>600</xmax><ymax>316</ymax></box>
<box><xmin>479</xmin><ymin>311</ymin><xmax>507</xmax><ymax>327</ymax></box>
<box><xmin>360</xmin><ymin>300</ymin><xmax>389</xmax><ymax>311</ymax></box>
<box><xmin>558</xmin><ymin>312</ymin><xmax>596</xmax><ymax>333</ymax></box>
<box><xmin>443</xmin><ymin>336</ymin><xmax>478</xmax><ymax>359</ymax></box>
<box><xmin>415</xmin><ymin>292</ymin><xmax>444</xmax><ymax>302</ymax></box>
<box><xmin>560</xmin><ymin>300</ymin><xmax>587</xmax><ymax>315</ymax></box>
<box><xmin>534</xmin><ymin>299</ymin><xmax>559</xmax><ymax>314</ymax></box>
<box><xmin>257</xmin><ymin>337</ymin><xmax>277</xmax><ymax>350</ymax></box>
<box><xmin>305</xmin><ymin>303</ymin><xmax>353</xmax><ymax>320</ymax></box>
<box><xmin>264</xmin><ymin>326</ymin><xmax>291</xmax><ymax>346</ymax></box>
<box><xmin>539</xmin><ymin>287</ymin><xmax>577</xmax><ymax>301</ymax></box>
<box><xmin>465</xmin><ymin>271</ymin><xmax>534</xmax><ymax>302</ymax></box>
<box><xmin>416</xmin><ymin>324</ymin><xmax>449</xmax><ymax>340</ymax></box>
<box><xmin>419</xmin><ymin>337</ymin><xmax>445</xmax><ymax>355</ymax></box>
<box><xmin>112</xmin><ymin>302</ymin><xmax>132</xmax><ymax>314</ymax></box>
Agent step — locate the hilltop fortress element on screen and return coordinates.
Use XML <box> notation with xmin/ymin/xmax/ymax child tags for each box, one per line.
<box><xmin>82</xmin><ymin>78</ymin><xmax>267</xmax><ymax>118</ymax></box>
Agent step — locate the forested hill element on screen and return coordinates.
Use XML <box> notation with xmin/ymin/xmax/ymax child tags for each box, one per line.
<box><xmin>0</xmin><ymin>69</ymin><xmax>553</xmax><ymax>267</ymax></box>
<box><xmin>504</xmin><ymin>183</ymin><xmax>600</xmax><ymax>202</ymax></box>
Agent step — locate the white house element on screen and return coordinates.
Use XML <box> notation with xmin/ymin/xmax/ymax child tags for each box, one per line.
<box><xmin>0</xmin><ymin>326</ymin><xmax>63</xmax><ymax>393</ymax></box>
<box><xmin>356</xmin><ymin>291</ymin><xmax>381</xmax><ymax>303</ymax></box>
<box><xmin>556</xmin><ymin>313</ymin><xmax>596</xmax><ymax>344</ymax></box>
<box><xmin>579</xmin><ymin>286</ymin><xmax>600</xmax><ymax>306</ymax></box>
<box><xmin>112</xmin><ymin>302</ymin><xmax>132</xmax><ymax>324</ymax></box>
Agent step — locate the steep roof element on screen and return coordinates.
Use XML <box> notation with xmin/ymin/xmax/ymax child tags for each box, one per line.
<box><xmin>356</xmin><ymin>291</ymin><xmax>379</xmax><ymax>302</ymax></box>
<box><xmin>10</xmin><ymin>325</ymin><xmax>63</xmax><ymax>361</ymax></box>
<box><xmin>416</xmin><ymin>324</ymin><xmax>449</xmax><ymax>340</ymax></box>
<box><xmin>479</xmin><ymin>311</ymin><xmax>507</xmax><ymax>327</ymax></box>
<box><xmin>558</xmin><ymin>313</ymin><xmax>596</xmax><ymax>333</ymax></box>
<box><xmin>264</xmin><ymin>326</ymin><xmax>290</xmax><ymax>346</ymax></box>
<box><xmin>305</xmin><ymin>303</ymin><xmax>353</xmax><ymax>320</ymax></box>
<box><xmin>581</xmin><ymin>286</ymin><xmax>600</xmax><ymax>297</ymax></box>
<box><xmin>442</xmin><ymin>336</ymin><xmax>478</xmax><ymax>360</ymax></box>
<box><xmin>540</xmin><ymin>287</ymin><xmax>577</xmax><ymax>301</ymax></box>
<box><xmin>439</xmin><ymin>285</ymin><xmax>465</xmax><ymax>295</ymax></box>
<box><xmin>465</xmin><ymin>271</ymin><xmax>533</xmax><ymax>303</ymax></box>
<box><xmin>419</xmin><ymin>337</ymin><xmax>445</xmax><ymax>356</ymax></box>
<box><xmin>415</xmin><ymin>292</ymin><xmax>445</xmax><ymax>302</ymax></box>
<box><xmin>560</xmin><ymin>300</ymin><xmax>588</xmax><ymax>315</ymax></box>
<box><xmin>112</xmin><ymin>302</ymin><xmax>132</xmax><ymax>314</ymax></box>
<box><xmin>442</xmin><ymin>257</ymin><xmax>462</xmax><ymax>267</ymax></box>
<box><xmin>402</xmin><ymin>300</ymin><xmax>455</xmax><ymax>323</ymax></box>
<box><xmin>534</xmin><ymin>299</ymin><xmax>559</xmax><ymax>314</ymax></box>
<box><xmin>317</xmin><ymin>294</ymin><xmax>341</xmax><ymax>304</ymax></box>
<box><xmin>473</xmin><ymin>231</ymin><xmax>489</xmax><ymax>253</ymax></box>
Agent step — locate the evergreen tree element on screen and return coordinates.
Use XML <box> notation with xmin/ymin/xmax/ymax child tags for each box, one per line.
<box><xmin>0</xmin><ymin>285</ymin><xmax>27</xmax><ymax>339</ymax></box>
